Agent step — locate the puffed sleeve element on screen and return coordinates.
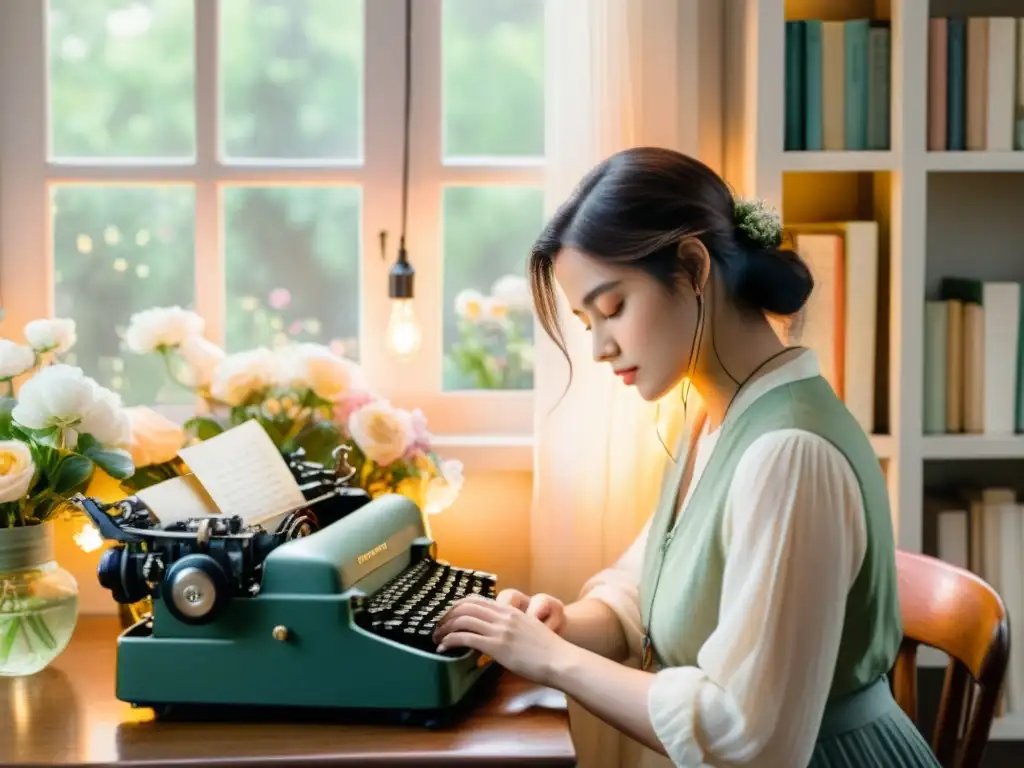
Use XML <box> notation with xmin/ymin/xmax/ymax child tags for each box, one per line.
<box><xmin>645</xmin><ymin>428</ymin><xmax>869</xmax><ymax>767</ymax></box>
<box><xmin>577</xmin><ymin>518</ymin><xmax>651</xmax><ymax>666</ymax></box>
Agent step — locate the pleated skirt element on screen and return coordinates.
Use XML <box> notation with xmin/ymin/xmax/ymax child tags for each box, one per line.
<box><xmin>809</xmin><ymin>676</ymin><xmax>941</xmax><ymax>767</ymax></box>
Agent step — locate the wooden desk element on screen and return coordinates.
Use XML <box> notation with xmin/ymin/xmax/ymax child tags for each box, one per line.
<box><xmin>0</xmin><ymin>616</ymin><xmax>576</xmax><ymax>767</ymax></box>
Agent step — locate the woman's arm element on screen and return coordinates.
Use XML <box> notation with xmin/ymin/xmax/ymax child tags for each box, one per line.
<box><xmin>548</xmin><ymin>428</ymin><xmax>867</xmax><ymax>766</ymax></box>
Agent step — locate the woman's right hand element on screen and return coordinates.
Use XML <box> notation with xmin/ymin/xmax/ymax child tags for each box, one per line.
<box><xmin>495</xmin><ymin>588</ymin><xmax>566</xmax><ymax>635</ymax></box>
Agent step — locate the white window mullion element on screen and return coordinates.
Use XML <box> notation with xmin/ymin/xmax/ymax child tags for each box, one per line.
<box><xmin>0</xmin><ymin>2</ymin><xmax>50</xmax><ymax>336</ymax></box>
<box><xmin>362</xmin><ymin>0</ymin><xmax>409</xmax><ymax>394</ymax></box>
<box><xmin>194</xmin><ymin>0</ymin><xmax>223</xmax><ymax>347</ymax></box>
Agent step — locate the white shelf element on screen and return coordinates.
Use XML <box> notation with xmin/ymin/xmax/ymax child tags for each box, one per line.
<box><xmin>927</xmin><ymin>151</ymin><xmax>1024</xmax><ymax>173</ymax></box>
<box><xmin>782</xmin><ymin>150</ymin><xmax>896</xmax><ymax>172</ymax></box>
<box><xmin>922</xmin><ymin>435</ymin><xmax>1024</xmax><ymax>460</ymax></box>
<box><xmin>991</xmin><ymin>715</ymin><xmax>1024</xmax><ymax>741</ymax></box>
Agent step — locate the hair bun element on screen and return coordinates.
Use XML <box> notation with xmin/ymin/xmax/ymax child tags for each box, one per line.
<box><xmin>737</xmin><ymin>245</ymin><xmax>814</xmax><ymax>316</ymax></box>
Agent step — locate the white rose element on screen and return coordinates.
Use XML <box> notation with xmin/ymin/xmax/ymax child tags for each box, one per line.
<box><xmin>0</xmin><ymin>340</ymin><xmax>35</xmax><ymax>379</ymax></box>
<box><xmin>125</xmin><ymin>406</ymin><xmax>185</xmax><ymax>467</ymax></box>
<box><xmin>210</xmin><ymin>347</ymin><xmax>276</xmax><ymax>406</ymax></box>
<box><xmin>124</xmin><ymin>306</ymin><xmax>205</xmax><ymax>354</ymax></box>
<box><xmin>24</xmin><ymin>318</ymin><xmax>77</xmax><ymax>355</ymax></box>
<box><xmin>12</xmin><ymin>365</ymin><xmax>99</xmax><ymax>448</ymax></box>
<box><xmin>0</xmin><ymin>440</ymin><xmax>35</xmax><ymax>503</ymax></box>
<box><xmin>347</xmin><ymin>401</ymin><xmax>413</xmax><ymax>467</ymax></box>
<box><xmin>79</xmin><ymin>381</ymin><xmax>132</xmax><ymax>449</ymax></box>
<box><xmin>178</xmin><ymin>336</ymin><xmax>225</xmax><ymax>389</ymax></box>
<box><xmin>424</xmin><ymin>459</ymin><xmax>464</xmax><ymax>515</ymax></box>
<box><xmin>490</xmin><ymin>274</ymin><xmax>531</xmax><ymax>312</ymax></box>
<box><xmin>275</xmin><ymin>343</ymin><xmax>365</xmax><ymax>400</ymax></box>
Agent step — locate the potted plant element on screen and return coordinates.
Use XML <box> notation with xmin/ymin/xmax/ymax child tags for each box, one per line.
<box><xmin>0</xmin><ymin>318</ymin><xmax>134</xmax><ymax>677</ymax></box>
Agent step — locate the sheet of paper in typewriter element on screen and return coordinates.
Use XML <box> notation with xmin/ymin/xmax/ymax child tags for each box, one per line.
<box><xmin>176</xmin><ymin>419</ymin><xmax>307</xmax><ymax>525</ymax></box>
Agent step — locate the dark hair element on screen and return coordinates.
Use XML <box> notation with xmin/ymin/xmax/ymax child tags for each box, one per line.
<box><xmin>529</xmin><ymin>147</ymin><xmax>813</xmax><ymax>364</ymax></box>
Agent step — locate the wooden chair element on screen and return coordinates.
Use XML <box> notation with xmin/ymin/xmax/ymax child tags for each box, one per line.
<box><xmin>891</xmin><ymin>549</ymin><xmax>1011</xmax><ymax>768</ymax></box>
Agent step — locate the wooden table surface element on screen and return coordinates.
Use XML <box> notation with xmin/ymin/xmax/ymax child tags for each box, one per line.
<box><xmin>0</xmin><ymin>616</ymin><xmax>576</xmax><ymax>767</ymax></box>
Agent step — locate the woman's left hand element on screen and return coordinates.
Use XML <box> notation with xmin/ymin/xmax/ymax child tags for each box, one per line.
<box><xmin>433</xmin><ymin>594</ymin><xmax>575</xmax><ymax>687</ymax></box>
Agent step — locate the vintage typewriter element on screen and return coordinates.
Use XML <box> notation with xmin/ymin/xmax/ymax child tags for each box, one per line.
<box><xmin>76</xmin><ymin>480</ymin><xmax>499</xmax><ymax>725</ymax></box>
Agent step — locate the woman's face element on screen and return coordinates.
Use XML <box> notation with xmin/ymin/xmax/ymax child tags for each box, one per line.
<box><xmin>553</xmin><ymin>246</ymin><xmax>700</xmax><ymax>401</ymax></box>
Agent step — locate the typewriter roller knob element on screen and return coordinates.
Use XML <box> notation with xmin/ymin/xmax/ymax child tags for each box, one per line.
<box><xmin>161</xmin><ymin>553</ymin><xmax>230</xmax><ymax>625</ymax></box>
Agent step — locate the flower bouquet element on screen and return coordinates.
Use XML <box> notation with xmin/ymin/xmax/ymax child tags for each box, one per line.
<box><xmin>0</xmin><ymin>318</ymin><xmax>135</xmax><ymax>676</ymax></box>
<box><xmin>123</xmin><ymin>306</ymin><xmax>464</xmax><ymax>514</ymax></box>
<box><xmin>447</xmin><ymin>275</ymin><xmax>534</xmax><ymax>390</ymax></box>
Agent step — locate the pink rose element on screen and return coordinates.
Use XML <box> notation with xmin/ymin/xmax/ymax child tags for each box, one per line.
<box><xmin>269</xmin><ymin>288</ymin><xmax>292</xmax><ymax>310</ymax></box>
<box><xmin>333</xmin><ymin>389</ymin><xmax>376</xmax><ymax>429</ymax></box>
<box><xmin>405</xmin><ymin>407</ymin><xmax>432</xmax><ymax>458</ymax></box>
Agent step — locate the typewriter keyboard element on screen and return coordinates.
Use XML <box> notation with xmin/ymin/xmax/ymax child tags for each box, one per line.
<box><xmin>356</xmin><ymin>558</ymin><xmax>497</xmax><ymax>655</ymax></box>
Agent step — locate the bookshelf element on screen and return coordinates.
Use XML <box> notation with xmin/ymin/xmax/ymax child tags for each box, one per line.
<box><xmin>724</xmin><ymin>0</ymin><xmax>1024</xmax><ymax>741</ymax></box>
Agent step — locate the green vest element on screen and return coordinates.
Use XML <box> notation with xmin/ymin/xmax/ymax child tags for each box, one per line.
<box><xmin>638</xmin><ymin>374</ymin><xmax>901</xmax><ymax>700</ymax></box>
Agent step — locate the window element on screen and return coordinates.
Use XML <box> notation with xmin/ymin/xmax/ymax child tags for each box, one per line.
<box><xmin>0</xmin><ymin>0</ymin><xmax>545</xmax><ymax>437</ymax></box>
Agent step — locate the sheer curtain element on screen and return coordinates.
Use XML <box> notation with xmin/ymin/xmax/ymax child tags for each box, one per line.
<box><xmin>531</xmin><ymin>1</ymin><xmax>720</xmax><ymax>766</ymax></box>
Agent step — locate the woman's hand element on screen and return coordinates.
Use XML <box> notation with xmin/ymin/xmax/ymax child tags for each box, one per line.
<box><xmin>433</xmin><ymin>594</ymin><xmax>576</xmax><ymax>687</ymax></box>
<box><xmin>495</xmin><ymin>588</ymin><xmax>567</xmax><ymax>634</ymax></box>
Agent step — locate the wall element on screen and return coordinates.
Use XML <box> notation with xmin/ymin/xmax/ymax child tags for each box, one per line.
<box><xmin>66</xmin><ymin>469</ymin><xmax>535</xmax><ymax>616</ymax></box>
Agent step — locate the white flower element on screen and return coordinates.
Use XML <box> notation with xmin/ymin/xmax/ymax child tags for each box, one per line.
<box><xmin>124</xmin><ymin>306</ymin><xmax>205</xmax><ymax>354</ymax></box>
<box><xmin>178</xmin><ymin>336</ymin><xmax>225</xmax><ymax>389</ymax></box>
<box><xmin>424</xmin><ymin>459</ymin><xmax>464</xmax><ymax>515</ymax></box>
<box><xmin>274</xmin><ymin>343</ymin><xmax>365</xmax><ymax>400</ymax></box>
<box><xmin>0</xmin><ymin>340</ymin><xmax>35</xmax><ymax>379</ymax></box>
<box><xmin>209</xmin><ymin>347</ymin><xmax>276</xmax><ymax>406</ymax></box>
<box><xmin>734</xmin><ymin>197</ymin><xmax>783</xmax><ymax>248</ymax></box>
<box><xmin>0</xmin><ymin>441</ymin><xmax>35</xmax><ymax>503</ymax></box>
<box><xmin>11</xmin><ymin>364</ymin><xmax>129</xmax><ymax>449</ymax></box>
<box><xmin>454</xmin><ymin>289</ymin><xmax>485</xmax><ymax>321</ymax></box>
<box><xmin>490</xmin><ymin>274</ymin><xmax>531</xmax><ymax>312</ymax></box>
<box><xmin>479</xmin><ymin>296</ymin><xmax>510</xmax><ymax>326</ymax></box>
<box><xmin>79</xmin><ymin>381</ymin><xmax>131</xmax><ymax>449</ymax></box>
<box><xmin>125</xmin><ymin>406</ymin><xmax>185</xmax><ymax>467</ymax></box>
<box><xmin>347</xmin><ymin>401</ymin><xmax>413</xmax><ymax>467</ymax></box>
<box><xmin>24</xmin><ymin>318</ymin><xmax>77</xmax><ymax>355</ymax></box>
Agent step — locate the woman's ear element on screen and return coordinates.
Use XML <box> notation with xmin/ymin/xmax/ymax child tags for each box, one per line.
<box><xmin>676</xmin><ymin>236</ymin><xmax>711</xmax><ymax>296</ymax></box>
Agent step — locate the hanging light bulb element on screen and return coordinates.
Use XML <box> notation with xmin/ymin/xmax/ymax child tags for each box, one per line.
<box><xmin>383</xmin><ymin>231</ymin><xmax>421</xmax><ymax>358</ymax></box>
<box><xmin>382</xmin><ymin>0</ymin><xmax>420</xmax><ymax>361</ymax></box>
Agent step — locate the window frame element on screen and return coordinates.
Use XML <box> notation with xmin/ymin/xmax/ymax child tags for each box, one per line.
<box><xmin>0</xmin><ymin>0</ymin><xmax>539</xmax><ymax>443</ymax></box>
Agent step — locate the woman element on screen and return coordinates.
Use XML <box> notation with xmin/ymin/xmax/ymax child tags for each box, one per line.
<box><xmin>432</xmin><ymin>147</ymin><xmax>939</xmax><ymax>767</ymax></box>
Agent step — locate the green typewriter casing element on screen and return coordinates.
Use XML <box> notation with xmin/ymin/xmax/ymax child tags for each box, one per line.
<box><xmin>116</xmin><ymin>495</ymin><xmax>496</xmax><ymax>720</ymax></box>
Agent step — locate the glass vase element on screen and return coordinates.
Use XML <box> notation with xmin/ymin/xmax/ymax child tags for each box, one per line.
<box><xmin>0</xmin><ymin>522</ymin><xmax>79</xmax><ymax>677</ymax></box>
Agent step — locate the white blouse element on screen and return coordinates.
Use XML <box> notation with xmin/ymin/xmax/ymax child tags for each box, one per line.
<box><xmin>579</xmin><ymin>351</ymin><xmax>869</xmax><ymax>767</ymax></box>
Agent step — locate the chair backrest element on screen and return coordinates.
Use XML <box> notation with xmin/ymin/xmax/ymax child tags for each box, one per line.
<box><xmin>891</xmin><ymin>549</ymin><xmax>1010</xmax><ymax>768</ymax></box>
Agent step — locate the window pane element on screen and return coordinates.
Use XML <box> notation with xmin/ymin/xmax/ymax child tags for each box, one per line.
<box><xmin>442</xmin><ymin>186</ymin><xmax>542</xmax><ymax>391</ymax></box>
<box><xmin>52</xmin><ymin>185</ymin><xmax>196</xmax><ymax>405</ymax></box>
<box><xmin>220</xmin><ymin>0</ymin><xmax>364</xmax><ymax>161</ymax></box>
<box><xmin>224</xmin><ymin>187</ymin><xmax>361</xmax><ymax>359</ymax></box>
<box><xmin>47</xmin><ymin>0</ymin><xmax>195</xmax><ymax>159</ymax></box>
<box><xmin>442</xmin><ymin>0</ymin><xmax>545</xmax><ymax>159</ymax></box>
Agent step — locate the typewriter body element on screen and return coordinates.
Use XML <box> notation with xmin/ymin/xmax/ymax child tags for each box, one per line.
<box><xmin>78</xmin><ymin>490</ymin><xmax>498</xmax><ymax>722</ymax></box>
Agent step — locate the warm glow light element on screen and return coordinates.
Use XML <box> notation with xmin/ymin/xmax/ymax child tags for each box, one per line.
<box><xmin>386</xmin><ymin>298</ymin><xmax>421</xmax><ymax>358</ymax></box>
<box><xmin>74</xmin><ymin>521</ymin><xmax>103</xmax><ymax>553</ymax></box>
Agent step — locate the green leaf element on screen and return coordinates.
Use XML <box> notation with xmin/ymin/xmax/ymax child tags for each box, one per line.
<box><xmin>184</xmin><ymin>416</ymin><xmax>225</xmax><ymax>442</ymax></box>
<box><xmin>0</xmin><ymin>396</ymin><xmax>16</xmax><ymax>440</ymax></box>
<box><xmin>53</xmin><ymin>454</ymin><xmax>95</xmax><ymax>494</ymax></box>
<box><xmin>83</xmin><ymin>445</ymin><xmax>134</xmax><ymax>480</ymax></box>
<box><xmin>293</xmin><ymin>420</ymin><xmax>342</xmax><ymax>466</ymax></box>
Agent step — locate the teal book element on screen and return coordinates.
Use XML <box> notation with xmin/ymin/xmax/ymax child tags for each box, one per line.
<box><xmin>940</xmin><ymin>276</ymin><xmax>983</xmax><ymax>304</ymax></box>
<box><xmin>804</xmin><ymin>20</ymin><xmax>824</xmax><ymax>150</ymax></box>
<box><xmin>867</xmin><ymin>22</ymin><xmax>891</xmax><ymax>150</ymax></box>
<box><xmin>785</xmin><ymin>21</ymin><xmax>806</xmax><ymax>150</ymax></box>
<box><xmin>844</xmin><ymin>19</ymin><xmax>871</xmax><ymax>150</ymax></box>
<box><xmin>946</xmin><ymin>17</ymin><xmax>966</xmax><ymax>150</ymax></box>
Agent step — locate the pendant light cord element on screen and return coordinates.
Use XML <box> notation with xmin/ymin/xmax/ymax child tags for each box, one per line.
<box><xmin>399</xmin><ymin>0</ymin><xmax>412</xmax><ymax>261</ymax></box>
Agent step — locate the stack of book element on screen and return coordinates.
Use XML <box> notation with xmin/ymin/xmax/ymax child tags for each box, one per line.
<box><xmin>784</xmin><ymin>19</ymin><xmax>891</xmax><ymax>151</ymax></box>
<box><xmin>774</xmin><ymin>221</ymin><xmax>880</xmax><ymax>434</ymax></box>
<box><xmin>925</xmin><ymin>487</ymin><xmax>1023</xmax><ymax>716</ymax></box>
<box><xmin>928</xmin><ymin>17</ymin><xmax>1024</xmax><ymax>152</ymax></box>
<box><xmin>924</xmin><ymin>278</ymin><xmax>1023</xmax><ymax>435</ymax></box>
